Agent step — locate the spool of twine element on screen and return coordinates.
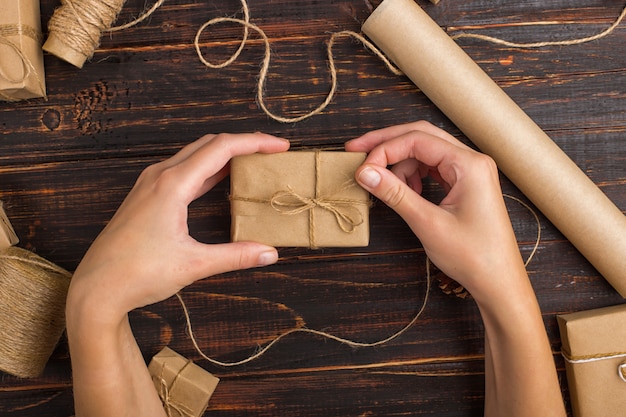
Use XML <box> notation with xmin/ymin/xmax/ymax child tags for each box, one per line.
<box><xmin>0</xmin><ymin>246</ymin><xmax>72</xmax><ymax>378</ymax></box>
<box><xmin>43</xmin><ymin>0</ymin><xmax>165</xmax><ymax>68</ymax></box>
<box><xmin>43</xmin><ymin>0</ymin><xmax>125</xmax><ymax>68</ymax></box>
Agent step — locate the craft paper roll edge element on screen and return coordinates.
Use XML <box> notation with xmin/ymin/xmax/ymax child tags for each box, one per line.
<box><xmin>362</xmin><ymin>0</ymin><xmax>626</xmax><ymax>296</ymax></box>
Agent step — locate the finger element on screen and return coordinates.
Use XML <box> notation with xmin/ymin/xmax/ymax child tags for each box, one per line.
<box><xmin>191</xmin><ymin>163</ymin><xmax>230</xmax><ymax>201</ymax></box>
<box><xmin>355</xmin><ymin>163</ymin><xmax>442</xmax><ymax>235</ymax></box>
<box><xmin>390</xmin><ymin>159</ymin><xmax>424</xmax><ymax>194</ymax></box>
<box><xmin>174</xmin><ymin>133</ymin><xmax>290</xmax><ymax>202</ymax></box>
<box><xmin>346</xmin><ymin>120</ymin><xmax>471</xmax><ymax>152</ymax></box>
<box><xmin>184</xmin><ymin>241</ymin><xmax>279</xmax><ymax>283</ymax></box>
<box><xmin>159</xmin><ymin>134</ymin><xmax>218</xmax><ymax>169</ymax></box>
<box><xmin>362</xmin><ymin>131</ymin><xmax>477</xmax><ymax>192</ymax></box>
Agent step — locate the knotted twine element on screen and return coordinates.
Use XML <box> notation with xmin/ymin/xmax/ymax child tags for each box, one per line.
<box><xmin>154</xmin><ymin>361</ymin><xmax>197</xmax><ymax>417</ymax></box>
<box><xmin>0</xmin><ymin>246</ymin><xmax>72</xmax><ymax>378</ymax></box>
<box><xmin>230</xmin><ymin>151</ymin><xmax>370</xmax><ymax>249</ymax></box>
<box><xmin>0</xmin><ymin>24</ymin><xmax>46</xmax><ymax>101</ymax></box>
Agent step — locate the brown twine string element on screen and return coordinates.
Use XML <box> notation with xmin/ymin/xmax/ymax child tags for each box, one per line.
<box><xmin>562</xmin><ymin>351</ymin><xmax>626</xmax><ymax>382</ymax></box>
<box><xmin>177</xmin><ymin>258</ymin><xmax>432</xmax><ymax>367</ymax></box>
<box><xmin>194</xmin><ymin>0</ymin><xmax>401</xmax><ymax>124</ymax></box>
<box><xmin>45</xmin><ymin>0</ymin><xmax>165</xmax><ymax>64</ymax></box>
<box><xmin>195</xmin><ymin>0</ymin><xmax>624</xmax><ymax>122</ymax></box>
<box><xmin>0</xmin><ymin>25</ymin><xmax>46</xmax><ymax>101</ymax></box>
<box><xmin>176</xmin><ymin>194</ymin><xmax>541</xmax><ymax>367</ymax></box>
<box><xmin>154</xmin><ymin>361</ymin><xmax>196</xmax><ymax>417</ymax></box>
<box><xmin>0</xmin><ymin>246</ymin><xmax>72</xmax><ymax>378</ymax></box>
<box><xmin>0</xmin><ymin>24</ymin><xmax>43</xmax><ymax>44</ymax></box>
<box><xmin>563</xmin><ymin>351</ymin><xmax>626</xmax><ymax>363</ymax></box>
<box><xmin>450</xmin><ymin>4</ymin><xmax>626</xmax><ymax>48</ymax></box>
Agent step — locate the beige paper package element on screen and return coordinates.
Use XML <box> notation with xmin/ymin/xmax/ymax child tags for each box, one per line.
<box><xmin>0</xmin><ymin>202</ymin><xmax>19</xmax><ymax>249</ymax></box>
<box><xmin>148</xmin><ymin>347</ymin><xmax>220</xmax><ymax>417</ymax></box>
<box><xmin>558</xmin><ymin>304</ymin><xmax>626</xmax><ymax>417</ymax></box>
<box><xmin>0</xmin><ymin>0</ymin><xmax>46</xmax><ymax>100</ymax></box>
<box><xmin>362</xmin><ymin>0</ymin><xmax>626</xmax><ymax>295</ymax></box>
<box><xmin>230</xmin><ymin>151</ymin><xmax>370</xmax><ymax>248</ymax></box>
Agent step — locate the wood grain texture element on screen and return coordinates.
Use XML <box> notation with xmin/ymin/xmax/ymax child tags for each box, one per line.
<box><xmin>0</xmin><ymin>0</ymin><xmax>625</xmax><ymax>415</ymax></box>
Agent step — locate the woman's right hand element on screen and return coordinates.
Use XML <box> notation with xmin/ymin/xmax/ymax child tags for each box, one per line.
<box><xmin>346</xmin><ymin>121</ymin><xmax>526</xmax><ymax>301</ymax></box>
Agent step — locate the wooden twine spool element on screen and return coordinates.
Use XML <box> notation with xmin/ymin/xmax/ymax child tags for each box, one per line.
<box><xmin>0</xmin><ymin>246</ymin><xmax>71</xmax><ymax>378</ymax></box>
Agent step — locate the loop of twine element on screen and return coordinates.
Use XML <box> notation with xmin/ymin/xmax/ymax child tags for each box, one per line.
<box><xmin>177</xmin><ymin>257</ymin><xmax>433</xmax><ymax>368</ymax></box>
<box><xmin>270</xmin><ymin>185</ymin><xmax>365</xmax><ymax>233</ymax></box>
<box><xmin>193</xmin><ymin>0</ymin><xmax>625</xmax><ymax>123</ymax></box>
<box><xmin>45</xmin><ymin>0</ymin><xmax>624</xmax><ymax>120</ymax></box>
<box><xmin>194</xmin><ymin>0</ymin><xmax>401</xmax><ymax>124</ymax></box>
<box><xmin>177</xmin><ymin>193</ymin><xmax>541</xmax><ymax>368</ymax></box>
<box><xmin>154</xmin><ymin>361</ymin><xmax>196</xmax><ymax>417</ymax></box>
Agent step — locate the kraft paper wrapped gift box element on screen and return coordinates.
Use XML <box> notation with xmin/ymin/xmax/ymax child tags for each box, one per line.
<box><xmin>230</xmin><ymin>151</ymin><xmax>370</xmax><ymax>248</ymax></box>
<box><xmin>148</xmin><ymin>347</ymin><xmax>220</xmax><ymax>417</ymax></box>
<box><xmin>0</xmin><ymin>0</ymin><xmax>46</xmax><ymax>101</ymax></box>
<box><xmin>557</xmin><ymin>304</ymin><xmax>626</xmax><ymax>417</ymax></box>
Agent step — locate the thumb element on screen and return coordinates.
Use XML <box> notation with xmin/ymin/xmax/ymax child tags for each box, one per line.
<box><xmin>355</xmin><ymin>164</ymin><xmax>437</xmax><ymax>232</ymax></box>
<box><xmin>189</xmin><ymin>241</ymin><xmax>279</xmax><ymax>280</ymax></box>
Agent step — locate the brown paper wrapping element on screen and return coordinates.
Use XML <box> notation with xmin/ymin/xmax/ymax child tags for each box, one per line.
<box><xmin>558</xmin><ymin>304</ymin><xmax>626</xmax><ymax>417</ymax></box>
<box><xmin>0</xmin><ymin>202</ymin><xmax>19</xmax><ymax>250</ymax></box>
<box><xmin>362</xmin><ymin>0</ymin><xmax>626</xmax><ymax>296</ymax></box>
<box><xmin>148</xmin><ymin>347</ymin><xmax>220</xmax><ymax>417</ymax></box>
<box><xmin>230</xmin><ymin>151</ymin><xmax>370</xmax><ymax>248</ymax></box>
<box><xmin>0</xmin><ymin>0</ymin><xmax>46</xmax><ymax>101</ymax></box>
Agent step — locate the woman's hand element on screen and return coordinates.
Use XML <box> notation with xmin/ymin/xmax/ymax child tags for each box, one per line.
<box><xmin>347</xmin><ymin>121</ymin><xmax>565</xmax><ymax>417</ymax></box>
<box><xmin>69</xmin><ymin>132</ymin><xmax>290</xmax><ymax>322</ymax></box>
<box><xmin>346</xmin><ymin>120</ymin><xmax>524</xmax><ymax>301</ymax></box>
<box><xmin>66</xmin><ymin>132</ymin><xmax>290</xmax><ymax>417</ymax></box>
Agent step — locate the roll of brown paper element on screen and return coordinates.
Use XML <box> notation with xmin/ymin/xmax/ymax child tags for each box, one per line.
<box><xmin>362</xmin><ymin>0</ymin><xmax>626</xmax><ymax>296</ymax></box>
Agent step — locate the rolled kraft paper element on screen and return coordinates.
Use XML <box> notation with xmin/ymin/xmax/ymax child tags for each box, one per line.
<box><xmin>0</xmin><ymin>247</ymin><xmax>71</xmax><ymax>378</ymax></box>
<box><xmin>362</xmin><ymin>0</ymin><xmax>626</xmax><ymax>295</ymax></box>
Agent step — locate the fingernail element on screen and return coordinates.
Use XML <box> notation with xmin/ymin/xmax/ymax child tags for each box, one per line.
<box><xmin>258</xmin><ymin>250</ymin><xmax>278</xmax><ymax>266</ymax></box>
<box><xmin>358</xmin><ymin>167</ymin><xmax>381</xmax><ymax>188</ymax></box>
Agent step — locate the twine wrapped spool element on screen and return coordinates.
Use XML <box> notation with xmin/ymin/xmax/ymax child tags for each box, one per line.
<box><xmin>0</xmin><ymin>246</ymin><xmax>72</xmax><ymax>378</ymax></box>
<box><xmin>43</xmin><ymin>0</ymin><xmax>126</xmax><ymax>68</ymax></box>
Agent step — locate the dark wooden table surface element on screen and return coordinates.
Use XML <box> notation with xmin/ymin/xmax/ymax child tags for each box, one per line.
<box><xmin>1</xmin><ymin>0</ymin><xmax>625</xmax><ymax>415</ymax></box>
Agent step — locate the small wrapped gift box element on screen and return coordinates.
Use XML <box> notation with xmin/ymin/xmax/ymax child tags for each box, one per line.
<box><xmin>0</xmin><ymin>202</ymin><xmax>19</xmax><ymax>249</ymax></box>
<box><xmin>0</xmin><ymin>0</ymin><xmax>46</xmax><ymax>101</ymax></box>
<box><xmin>230</xmin><ymin>151</ymin><xmax>370</xmax><ymax>248</ymax></box>
<box><xmin>148</xmin><ymin>347</ymin><xmax>220</xmax><ymax>417</ymax></box>
<box><xmin>557</xmin><ymin>304</ymin><xmax>626</xmax><ymax>417</ymax></box>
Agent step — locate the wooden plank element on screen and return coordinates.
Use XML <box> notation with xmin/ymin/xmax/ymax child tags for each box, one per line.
<box><xmin>0</xmin><ymin>0</ymin><xmax>624</xmax><ymax>415</ymax></box>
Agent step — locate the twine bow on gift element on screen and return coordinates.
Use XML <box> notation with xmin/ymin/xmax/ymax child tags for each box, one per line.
<box><xmin>0</xmin><ymin>24</ymin><xmax>46</xmax><ymax>100</ymax></box>
<box><xmin>270</xmin><ymin>182</ymin><xmax>365</xmax><ymax>231</ymax></box>
<box><xmin>154</xmin><ymin>362</ymin><xmax>196</xmax><ymax>417</ymax></box>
